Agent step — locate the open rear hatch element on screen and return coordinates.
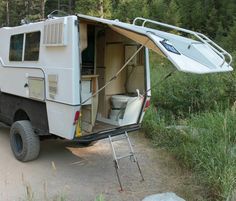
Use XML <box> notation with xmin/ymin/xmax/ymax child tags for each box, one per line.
<box><xmin>78</xmin><ymin>14</ymin><xmax>233</xmax><ymax>74</ymax></box>
<box><xmin>76</xmin><ymin>14</ymin><xmax>233</xmax><ymax>143</ymax></box>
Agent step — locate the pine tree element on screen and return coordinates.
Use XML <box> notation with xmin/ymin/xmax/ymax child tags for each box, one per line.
<box><xmin>45</xmin><ymin>0</ymin><xmax>75</xmax><ymax>16</ymax></box>
<box><xmin>75</xmin><ymin>0</ymin><xmax>111</xmax><ymax>18</ymax></box>
<box><xmin>0</xmin><ymin>0</ymin><xmax>12</xmax><ymax>26</ymax></box>
<box><xmin>112</xmin><ymin>0</ymin><xmax>149</xmax><ymax>22</ymax></box>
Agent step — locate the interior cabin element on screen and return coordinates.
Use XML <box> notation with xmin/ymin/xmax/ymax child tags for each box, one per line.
<box><xmin>79</xmin><ymin>21</ymin><xmax>148</xmax><ymax>135</ymax></box>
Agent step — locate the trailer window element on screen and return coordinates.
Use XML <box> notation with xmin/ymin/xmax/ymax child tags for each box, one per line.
<box><xmin>9</xmin><ymin>34</ymin><xmax>24</xmax><ymax>61</ymax></box>
<box><xmin>24</xmin><ymin>32</ymin><xmax>41</xmax><ymax>61</ymax></box>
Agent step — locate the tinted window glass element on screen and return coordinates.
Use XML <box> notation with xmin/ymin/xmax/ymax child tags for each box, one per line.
<box><xmin>9</xmin><ymin>34</ymin><xmax>24</xmax><ymax>61</ymax></box>
<box><xmin>24</xmin><ymin>32</ymin><xmax>41</xmax><ymax>61</ymax></box>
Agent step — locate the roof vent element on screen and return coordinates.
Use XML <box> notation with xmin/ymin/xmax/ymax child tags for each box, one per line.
<box><xmin>43</xmin><ymin>18</ymin><xmax>67</xmax><ymax>46</ymax></box>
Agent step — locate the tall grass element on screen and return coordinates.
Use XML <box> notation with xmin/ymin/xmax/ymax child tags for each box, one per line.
<box><xmin>142</xmin><ymin>53</ymin><xmax>236</xmax><ymax>200</ymax></box>
<box><xmin>179</xmin><ymin>109</ymin><xmax>236</xmax><ymax>200</ymax></box>
<box><xmin>143</xmin><ymin>105</ymin><xmax>236</xmax><ymax>200</ymax></box>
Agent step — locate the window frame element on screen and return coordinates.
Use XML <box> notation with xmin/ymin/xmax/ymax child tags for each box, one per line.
<box><xmin>9</xmin><ymin>31</ymin><xmax>41</xmax><ymax>62</ymax></box>
<box><xmin>9</xmin><ymin>33</ymin><xmax>24</xmax><ymax>62</ymax></box>
<box><xmin>24</xmin><ymin>31</ymin><xmax>41</xmax><ymax>61</ymax></box>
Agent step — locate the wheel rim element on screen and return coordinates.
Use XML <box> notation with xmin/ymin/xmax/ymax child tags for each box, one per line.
<box><xmin>14</xmin><ymin>133</ymin><xmax>23</xmax><ymax>154</ymax></box>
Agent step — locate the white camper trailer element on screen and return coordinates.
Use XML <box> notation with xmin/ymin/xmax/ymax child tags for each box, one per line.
<box><xmin>0</xmin><ymin>14</ymin><xmax>232</xmax><ymax>161</ymax></box>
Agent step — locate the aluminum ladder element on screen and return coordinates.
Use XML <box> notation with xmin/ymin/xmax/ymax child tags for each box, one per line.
<box><xmin>109</xmin><ymin>132</ymin><xmax>144</xmax><ymax>191</ymax></box>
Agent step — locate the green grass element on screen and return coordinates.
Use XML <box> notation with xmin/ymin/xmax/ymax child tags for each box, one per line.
<box><xmin>180</xmin><ymin>110</ymin><xmax>236</xmax><ymax>200</ymax></box>
<box><xmin>95</xmin><ymin>195</ymin><xmax>105</xmax><ymax>201</ymax></box>
<box><xmin>142</xmin><ymin>53</ymin><xmax>236</xmax><ymax>201</ymax></box>
<box><xmin>143</xmin><ymin>105</ymin><xmax>236</xmax><ymax>201</ymax></box>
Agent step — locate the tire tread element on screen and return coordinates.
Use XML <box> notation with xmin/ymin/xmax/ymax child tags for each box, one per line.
<box><xmin>10</xmin><ymin>120</ymin><xmax>40</xmax><ymax>162</ymax></box>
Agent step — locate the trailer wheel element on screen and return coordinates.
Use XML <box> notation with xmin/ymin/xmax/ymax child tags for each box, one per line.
<box><xmin>10</xmin><ymin>120</ymin><xmax>40</xmax><ymax>162</ymax></box>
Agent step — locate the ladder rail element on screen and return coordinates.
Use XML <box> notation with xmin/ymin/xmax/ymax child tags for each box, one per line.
<box><xmin>109</xmin><ymin>132</ymin><xmax>144</xmax><ymax>191</ymax></box>
<box><xmin>133</xmin><ymin>17</ymin><xmax>232</xmax><ymax>67</ymax></box>
<box><xmin>109</xmin><ymin>135</ymin><xmax>119</xmax><ymax>168</ymax></box>
<box><xmin>125</xmin><ymin>132</ymin><xmax>137</xmax><ymax>162</ymax></box>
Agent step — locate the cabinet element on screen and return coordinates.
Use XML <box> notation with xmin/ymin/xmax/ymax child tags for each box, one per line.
<box><xmin>81</xmin><ymin>75</ymin><xmax>99</xmax><ymax>133</ymax></box>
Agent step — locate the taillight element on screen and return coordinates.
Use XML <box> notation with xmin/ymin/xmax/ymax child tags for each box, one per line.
<box><xmin>73</xmin><ymin>111</ymin><xmax>80</xmax><ymax>125</ymax></box>
<box><xmin>144</xmin><ymin>99</ymin><xmax>151</xmax><ymax>112</ymax></box>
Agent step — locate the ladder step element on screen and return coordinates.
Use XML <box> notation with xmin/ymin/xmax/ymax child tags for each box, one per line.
<box><xmin>116</xmin><ymin>153</ymin><xmax>134</xmax><ymax>161</ymax></box>
<box><xmin>111</xmin><ymin>135</ymin><xmax>127</xmax><ymax>142</ymax></box>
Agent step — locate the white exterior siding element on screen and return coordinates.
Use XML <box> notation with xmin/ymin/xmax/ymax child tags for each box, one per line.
<box><xmin>46</xmin><ymin>101</ymin><xmax>80</xmax><ymax>139</ymax></box>
<box><xmin>0</xmin><ymin>16</ymin><xmax>80</xmax><ymax>139</ymax></box>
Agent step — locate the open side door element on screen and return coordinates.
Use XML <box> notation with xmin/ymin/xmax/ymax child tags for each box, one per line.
<box><xmin>77</xmin><ymin>14</ymin><xmax>233</xmax><ymax>74</ymax></box>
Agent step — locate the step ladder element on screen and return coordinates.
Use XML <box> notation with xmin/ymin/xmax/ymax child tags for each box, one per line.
<box><xmin>109</xmin><ymin>132</ymin><xmax>144</xmax><ymax>191</ymax></box>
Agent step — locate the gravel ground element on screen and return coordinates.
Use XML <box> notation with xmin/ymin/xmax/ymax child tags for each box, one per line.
<box><xmin>0</xmin><ymin>127</ymin><xmax>204</xmax><ymax>201</ymax></box>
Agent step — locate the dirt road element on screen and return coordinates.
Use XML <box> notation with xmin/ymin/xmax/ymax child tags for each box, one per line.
<box><xmin>0</xmin><ymin>126</ymin><xmax>203</xmax><ymax>201</ymax></box>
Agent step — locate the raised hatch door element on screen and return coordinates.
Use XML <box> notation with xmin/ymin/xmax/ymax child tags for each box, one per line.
<box><xmin>77</xmin><ymin>14</ymin><xmax>233</xmax><ymax>74</ymax></box>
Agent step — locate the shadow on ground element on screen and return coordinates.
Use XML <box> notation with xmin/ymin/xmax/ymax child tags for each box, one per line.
<box><xmin>0</xmin><ymin>128</ymin><xmax>204</xmax><ymax>201</ymax></box>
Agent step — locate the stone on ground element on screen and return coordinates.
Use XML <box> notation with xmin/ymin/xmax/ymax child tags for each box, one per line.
<box><xmin>142</xmin><ymin>192</ymin><xmax>185</xmax><ymax>201</ymax></box>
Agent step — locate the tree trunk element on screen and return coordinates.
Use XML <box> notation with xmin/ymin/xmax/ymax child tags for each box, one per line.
<box><xmin>99</xmin><ymin>0</ymin><xmax>104</xmax><ymax>18</ymax></box>
<box><xmin>6</xmin><ymin>0</ymin><xmax>9</xmax><ymax>26</ymax></box>
<box><xmin>41</xmin><ymin>0</ymin><xmax>45</xmax><ymax>19</ymax></box>
<box><xmin>26</xmin><ymin>0</ymin><xmax>30</xmax><ymax>17</ymax></box>
<box><xmin>69</xmin><ymin>0</ymin><xmax>72</xmax><ymax>14</ymax></box>
<box><xmin>57</xmin><ymin>0</ymin><xmax>60</xmax><ymax>10</ymax></box>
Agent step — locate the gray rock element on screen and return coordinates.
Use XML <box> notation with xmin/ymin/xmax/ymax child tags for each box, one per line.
<box><xmin>142</xmin><ymin>192</ymin><xmax>186</xmax><ymax>201</ymax></box>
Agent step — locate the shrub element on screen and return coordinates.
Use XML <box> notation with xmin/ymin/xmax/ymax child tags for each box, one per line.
<box><xmin>149</xmin><ymin>53</ymin><xmax>236</xmax><ymax>121</ymax></box>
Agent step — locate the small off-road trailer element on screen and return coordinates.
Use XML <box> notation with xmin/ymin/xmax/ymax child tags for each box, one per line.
<box><xmin>0</xmin><ymin>13</ymin><xmax>232</xmax><ymax>162</ymax></box>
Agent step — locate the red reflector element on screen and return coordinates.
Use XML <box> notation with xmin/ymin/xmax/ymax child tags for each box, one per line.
<box><xmin>73</xmin><ymin>111</ymin><xmax>80</xmax><ymax>125</ymax></box>
<box><xmin>144</xmin><ymin>99</ymin><xmax>151</xmax><ymax>111</ymax></box>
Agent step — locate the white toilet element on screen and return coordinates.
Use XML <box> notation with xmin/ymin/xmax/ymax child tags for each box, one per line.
<box><xmin>111</xmin><ymin>95</ymin><xmax>130</xmax><ymax>108</ymax></box>
<box><xmin>110</xmin><ymin>95</ymin><xmax>129</xmax><ymax>121</ymax></box>
<box><xmin>110</xmin><ymin>95</ymin><xmax>138</xmax><ymax>121</ymax></box>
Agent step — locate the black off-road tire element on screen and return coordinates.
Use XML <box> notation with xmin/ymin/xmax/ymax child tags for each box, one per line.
<box><xmin>10</xmin><ymin>120</ymin><xmax>40</xmax><ymax>162</ymax></box>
